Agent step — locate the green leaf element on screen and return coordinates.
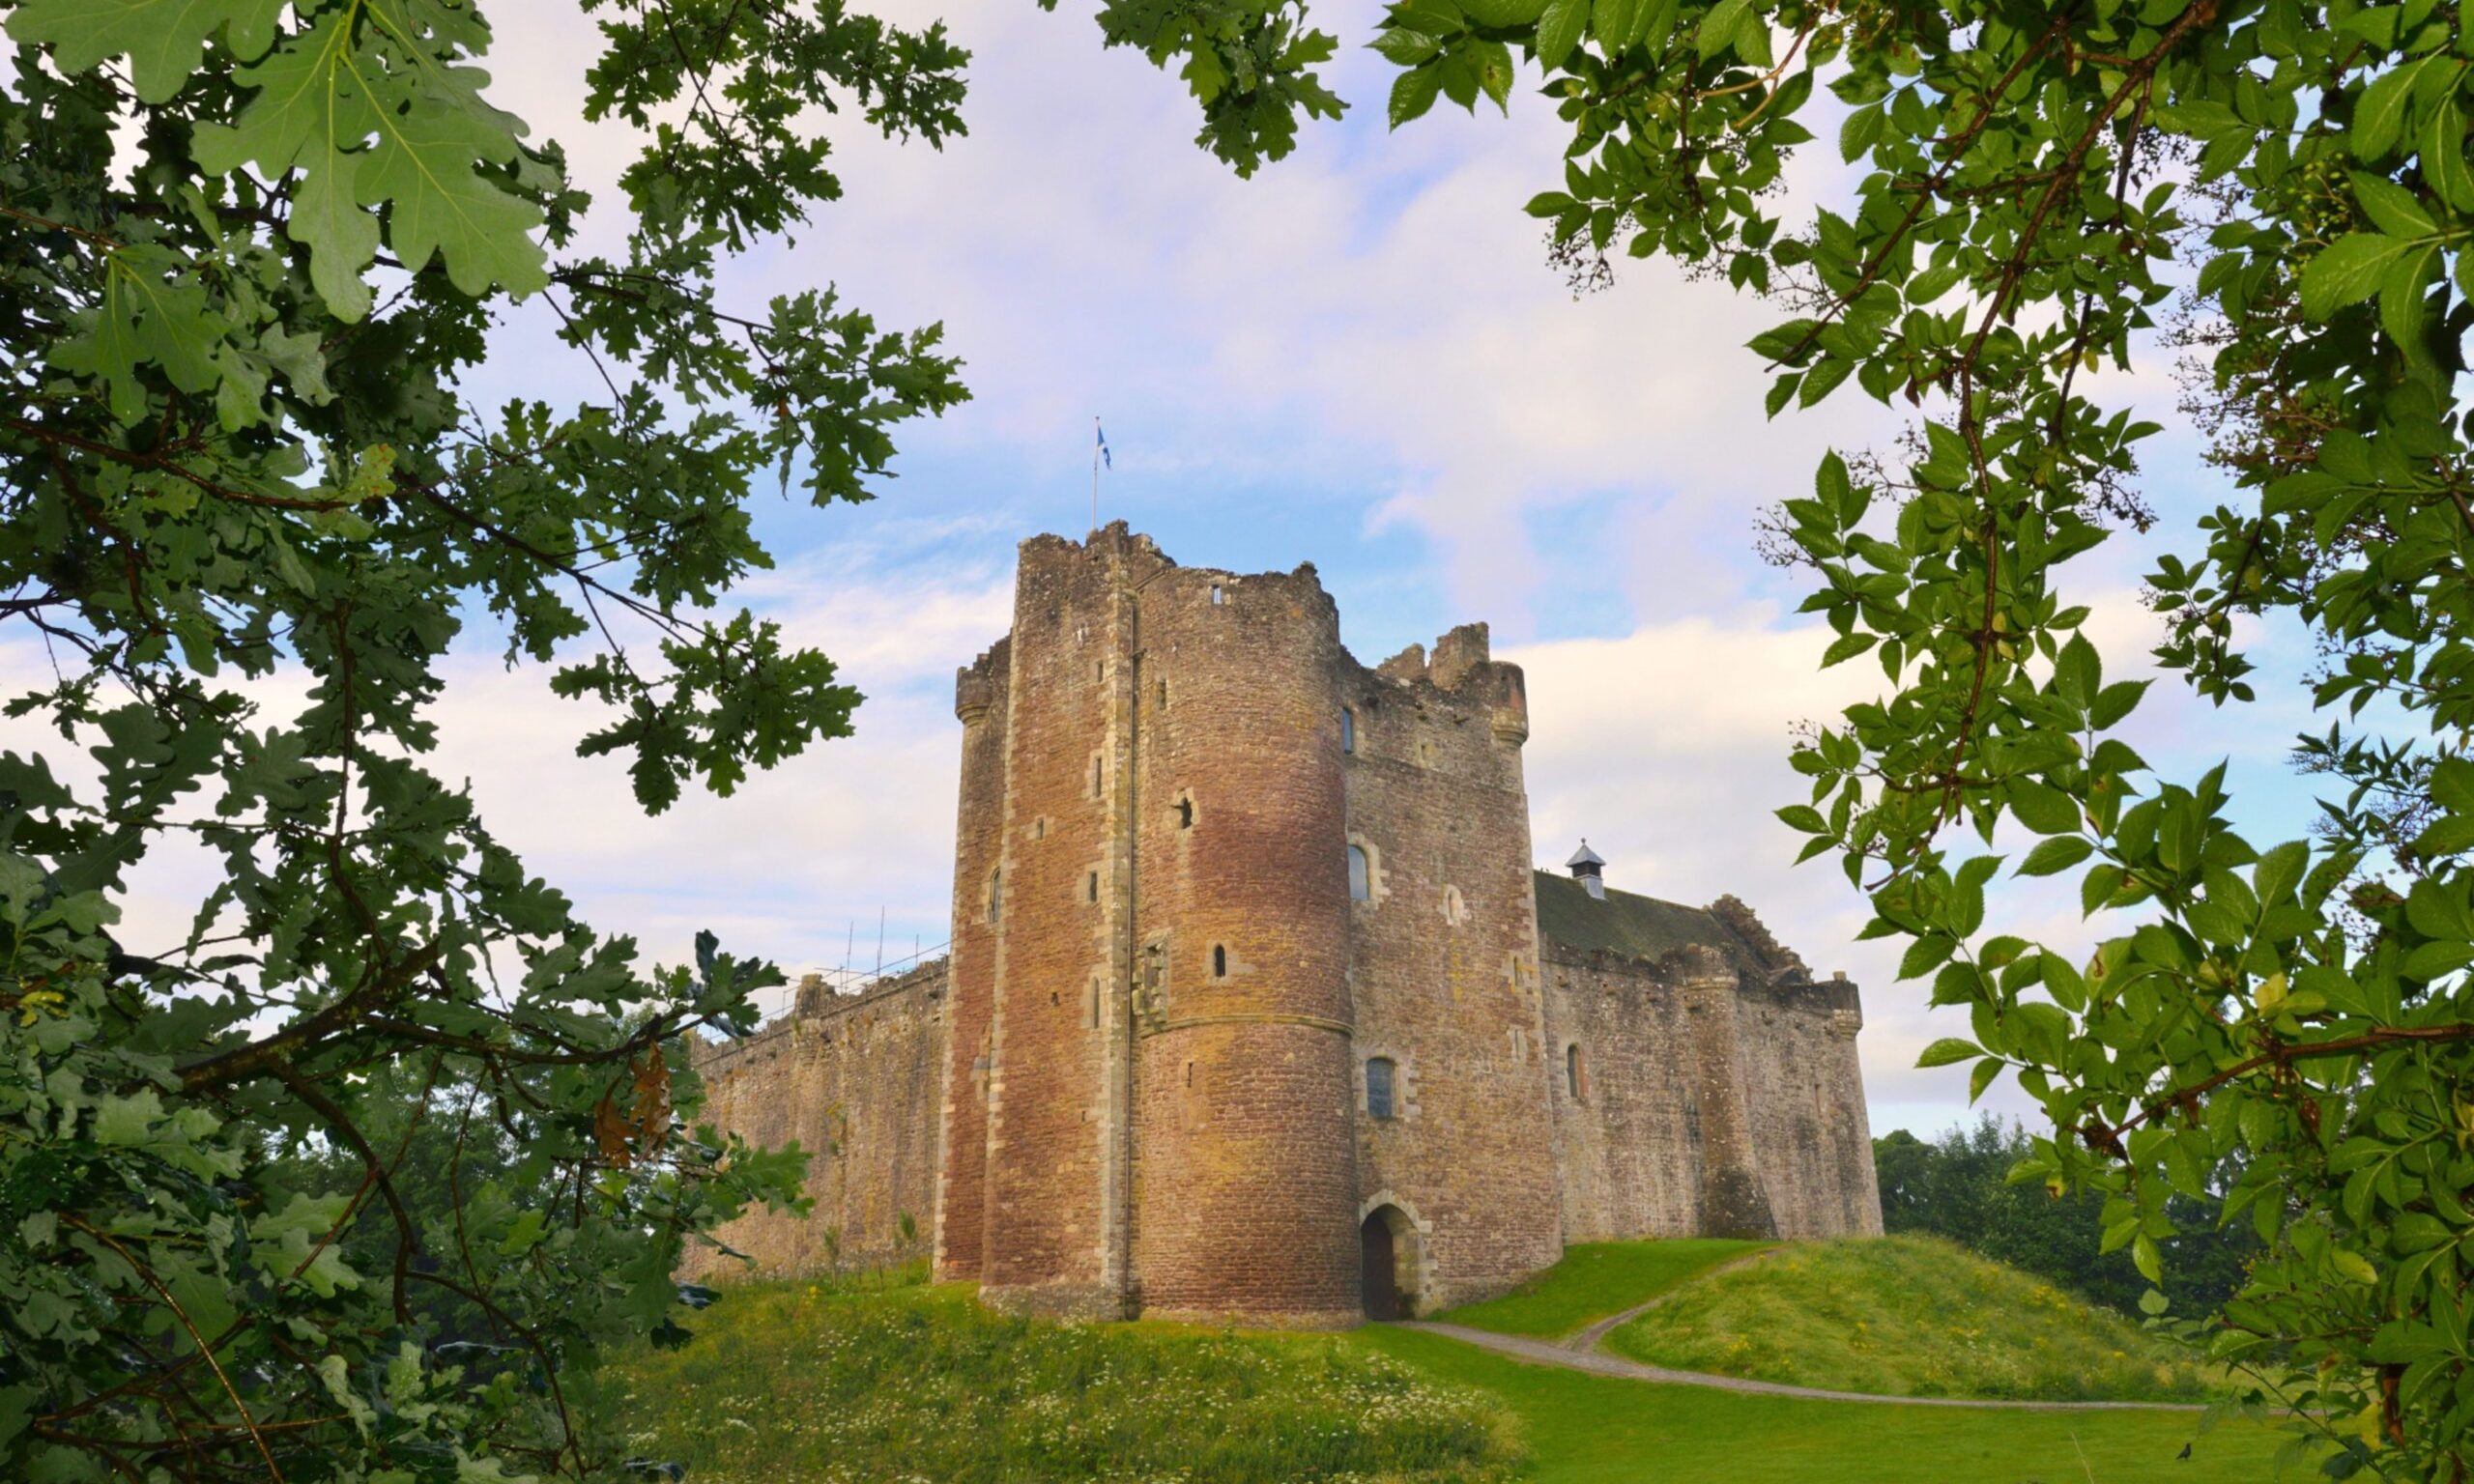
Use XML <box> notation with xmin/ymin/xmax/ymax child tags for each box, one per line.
<box><xmin>2040</xmin><ymin>951</ymin><xmax>2087</xmax><ymax>1012</ymax></box>
<box><xmin>2019</xmin><ymin>836</ymin><xmax>2094</xmax><ymax>876</ymax></box>
<box><xmin>2428</xmin><ymin>95</ymin><xmax>2474</xmax><ymax>211</ymax></box>
<box><xmin>2352</xmin><ymin>57</ymin><xmax>2431</xmax><ymax>162</ymax></box>
<box><xmin>1390</xmin><ymin>64</ymin><xmax>1444</xmax><ymax>127</ymax></box>
<box><xmin>1968</xmin><ymin>1056</ymin><xmax>2003</xmax><ymax>1102</ymax></box>
<box><xmin>1799</xmin><ymin>355</ymin><xmax>1854</xmax><ymax>407</ymax></box>
<box><xmin>1840</xmin><ymin>102</ymin><xmax>1884</xmax><ymax>163</ymax></box>
<box><xmin>2055</xmin><ymin>631</ymin><xmax>2101</xmax><ymax>705</ymax></box>
<box><xmin>1591</xmin><ymin>0</ymin><xmax>1637</xmax><ymax>50</ymax></box>
<box><xmin>2351</xmin><ymin>172</ymin><xmax>2437</xmax><ymax>239</ymax></box>
<box><xmin>1469</xmin><ymin>40</ymin><xmax>1515</xmax><ymax>113</ymax></box>
<box><xmin>2299</xmin><ymin>234</ymin><xmax>2415</xmax><ymax>320</ymax></box>
<box><xmin>1371</xmin><ymin>27</ymin><xmax>1442</xmax><ymax>65</ymax></box>
<box><xmin>1914</xmin><ymin>1037</ymin><xmax>1983</xmax><ymax>1069</ymax></box>
<box><xmin>1899</xmin><ymin>933</ymin><xmax>1958</xmax><ymax>980</ymax></box>
<box><xmin>359</xmin><ymin>95</ymin><xmax>549</xmax><ymax>301</ymax></box>
<box><xmin>93</xmin><ymin>1088</ymin><xmax>164</xmax><ymax>1146</ymax></box>
<box><xmin>2088</xmin><ymin>679</ymin><xmax>2149</xmax><ymax>730</ymax></box>
<box><xmin>1695</xmin><ymin>0</ymin><xmax>1749</xmax><ymax>59</ymax></box>
<box><xmin>1536</xmin><ymin>0</ymin><xmax>1589</xmax><ymax>70</ymax></box>
<box><xmin>7</xmin><ymin>0</ymin><xmax>286</xmax><ymax>104</ymax></box>
<box><xmin>2009</xmin><ymin>779</ymin><xmax>2082</xmax><ymax>835</ymax></box>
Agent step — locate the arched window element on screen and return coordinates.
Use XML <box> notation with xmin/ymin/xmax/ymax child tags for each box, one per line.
<box><xmin>1566</xmin><ymin>1043</ymin><xmax>1586</xmax><ymax>1101</ymax></box>
<box><xmin>1348</xmin><ymin>844</ymin><xmax>1371</xmax><ymax>901</ymax></box>
<box><xmin>1366</xmin><ymin>1057</ymin><xmax>1396</xmax><ymax>1121</ymax></box>
<box><xmin>1211</xmin><ymin>944</ymin><xmax>1227</xmax><ymax>979</ymax></box>
<box><xmin>1340</xmin><ymin>707</ymin><xmax>1356</xmax><ymax>754</ymax></box>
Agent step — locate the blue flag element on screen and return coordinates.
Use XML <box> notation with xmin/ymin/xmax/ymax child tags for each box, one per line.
<box><xmin>1096</xmin><ymin>421</ymin><xmax>1110</xmax><ymax>470</ymax></box>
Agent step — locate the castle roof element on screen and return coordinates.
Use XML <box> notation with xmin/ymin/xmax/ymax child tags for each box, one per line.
<box><xmin>1532</xmin><ymin>870</ymin><xmax>1755</xmax><ymax>966</ymax></box>
<box><xmin>1565</xmin><ymin>841</ymin><xmax>1605</xmax><ymax>870</ymax></box>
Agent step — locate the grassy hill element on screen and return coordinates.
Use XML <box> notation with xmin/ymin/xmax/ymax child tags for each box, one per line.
<box><xmin>1604</xmin><ymin>1234</ymin><xmax>2218</xmax><ymax>1402</ymax></box>
<box><xmin>605</xmin><ymin>1276</ymin><xmax>1518</xmax><ymax>1484</ymax></box>
<box><xmin>1438</xmin><ymin>1237</ymin><xmax>1767</xmax><ymax>1337</ymax></box>
<box><xmin>605</xmin><ymin>1244</ymin><xmax>2293</xmax><ymax>1483</ymax></box>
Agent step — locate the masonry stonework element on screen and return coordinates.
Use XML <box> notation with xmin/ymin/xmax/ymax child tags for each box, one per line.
<box><xmin>692</xmin><ymin>527</ymin><xmax>1884</xmax><ymax>1322</ymax></box>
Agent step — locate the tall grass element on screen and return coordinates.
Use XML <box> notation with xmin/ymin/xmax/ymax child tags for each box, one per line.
<box><xmin>608</xmin><ymin>1278</ymin><xmax>1521</xmax><ymax>1483</ymax></box>
<box><xmin>1605</xmin><ymin>1234</ymin><xmax>2220</xmax><ymax>1401</ymax></box>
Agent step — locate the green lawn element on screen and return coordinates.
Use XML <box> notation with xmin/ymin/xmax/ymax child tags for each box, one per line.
<box><xmin>1352</xmin><ymin>1326</ymin><xmax>2291</xmax><ymax>1484</ymax></box>
<box><xmin>607</xmin><ymin>1251</ymin><xmax>2316</xmax><ymax>1483</ymax></box>
<box><xmin>1606</xmin><ymin>1235</ymin><xmax>2218</xmax><ymax>1402</ymax></box>
<box><xmin>1440</xmin><ymin>1238</ymin><xmax>1769</xmax><ymax>1337</ymax></box>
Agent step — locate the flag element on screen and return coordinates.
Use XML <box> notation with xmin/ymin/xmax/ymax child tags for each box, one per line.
<box><xmin>1096</xmin><ymin>420</ymin><xmax>1110</xmax><ymax>470</ymax></box>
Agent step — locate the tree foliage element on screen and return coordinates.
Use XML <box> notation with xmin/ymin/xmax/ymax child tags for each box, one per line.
<box><xmin>1875</xmin><ymin>1116</ymin><xmax>2262</xmax><ymax>1318</ymax></box>
<box><xmin>0</xmin><ymin>0</ymin><xmax>974</xmax><ymax>1478</ymax></box>
<box><xmin>1250</xmin><ymin>0</ymin><xmax>2474</xmax><ymax>1471</ymax></box>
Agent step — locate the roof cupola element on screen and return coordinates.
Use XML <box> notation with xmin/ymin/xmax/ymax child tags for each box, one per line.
<box><xmin>1567</xmin><ymin>840</ymin><xmax>1607</xmax><ymax>900</ymax></box>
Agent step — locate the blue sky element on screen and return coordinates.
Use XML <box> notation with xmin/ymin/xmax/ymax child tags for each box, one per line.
<box><xmin>14</xmin><ymin>0</ymin><xmax>2345</xmax><ymax>1142</ymax></box>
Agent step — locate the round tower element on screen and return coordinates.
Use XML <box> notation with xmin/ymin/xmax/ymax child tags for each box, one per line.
<box><xmin>1131</xmin><ymin>563</ymin><xmax>1360</xmax><ymax>1325</ymax></box>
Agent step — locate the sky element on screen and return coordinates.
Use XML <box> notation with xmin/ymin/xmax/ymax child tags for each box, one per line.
<box><xmin>17</xmin><ymin>0</ymin><xmax>2345</xmax><ymax>1142</ymax></box>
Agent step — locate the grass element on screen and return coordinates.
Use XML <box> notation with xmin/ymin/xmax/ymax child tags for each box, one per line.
<box><xmin>1353</xmin><ymin>1326</ymin><xmax>2287</xmax><ymax>1484</ymax></box>
<box><xmin>607</xmin><ymin>1244</ymin><xmax>2301</xmax><ymax>1483</ymax></box>
<box><xmin>1605</xmin><ymin>1234</ymin><xmax>2219</xmax><ymax>1402</ymax></box>
<box><xmin>606</xmin><ymin>1276</ymin><xmax>1520</xmax><ymax>1483</ymax></box>
<box><xmin>1439</xmin><ymin>1238</ymin><xmax>1768</xmax><ymax>1337</ymax></box>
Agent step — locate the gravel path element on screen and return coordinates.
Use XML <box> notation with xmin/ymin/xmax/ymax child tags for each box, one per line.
<box><xmin>1561</xmin><ymin>1247</ymin><xmax>1783</xmax><ymax>1354</ymax></box>
<box><xmin>1395</xmin><ymin>1322</ymin><xmax>2209</xmax><ymax>1413</ymax></box>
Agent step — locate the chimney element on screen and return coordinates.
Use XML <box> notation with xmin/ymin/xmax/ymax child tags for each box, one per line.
<box><xmin>1567</xmin><ymin>840</ymin><xmax>1607</xmax><ymax>901</ymax></box>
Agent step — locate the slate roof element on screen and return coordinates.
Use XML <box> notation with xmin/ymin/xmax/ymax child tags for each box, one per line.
<box><xmin>1532</xmin><ymin>870</ymin><xmax>1755</xmax><ymax>965</ymax></box>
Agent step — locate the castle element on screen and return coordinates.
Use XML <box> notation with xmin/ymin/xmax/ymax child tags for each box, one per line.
<box><xmin>688</xmin><ymin>527</ymin><xmax>1883</xmax><ymax>1325</ymax></box>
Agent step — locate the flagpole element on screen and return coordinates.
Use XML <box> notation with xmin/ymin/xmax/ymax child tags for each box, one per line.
<box><xmin>1091</xmin><ymin>415</ymin><xmax>1100</xmax><ymax>532</ymax></box>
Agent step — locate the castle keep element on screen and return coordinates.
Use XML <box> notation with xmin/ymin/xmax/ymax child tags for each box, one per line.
<box><xmin>688</xmin><ymin>528</ymin><xmax>1883</xmax><ymax>1324</ymax></box>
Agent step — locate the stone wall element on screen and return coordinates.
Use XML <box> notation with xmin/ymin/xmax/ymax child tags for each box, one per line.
<box><xmin>1541</xmin><ymin>934</ymin><xmax>1883</xmax><ymax>1244</ymax></box>
<box><xmin>685</xmin><ymin>961</ymin><xmax>948</xmax><ymax>1278</ymax></box>
<box><xmin>1341</xmin><ymin>627</ymin><xmax>1563</xmax><ymax>1312</ymax></box>
<box><xmin>1733</xmin><ymin>971</ymin><xmax>1884</xmax><ymax>1238</ymax></box>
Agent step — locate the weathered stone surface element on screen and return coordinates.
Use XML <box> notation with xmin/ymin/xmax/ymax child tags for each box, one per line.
<box><xmin>691</xmin><ymin>526</ymin><xmax>1882</xmax><ymax>1320</ymax></box>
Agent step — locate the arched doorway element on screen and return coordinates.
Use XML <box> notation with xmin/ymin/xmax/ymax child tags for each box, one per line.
<box><xmin>1359</xmin><ymin>1206</ymin><xmax>1418</xmax><ymax>1320</ymax></box>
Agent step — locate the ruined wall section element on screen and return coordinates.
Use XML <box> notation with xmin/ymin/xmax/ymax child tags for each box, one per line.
<box><xmin>934</xmin><ymin>638</ymin><xmax>1008</xmax><ymax>1281</ymax></box>
<box><xmin>1732</xmin><ymin>971</ymin><xmax>1885</xmax><ymax>1238</ymax></box>
<box><xmin>1129</xmin><ymin>557</ymin><xmax>1360</xmax><ymax>1326</ymax></box>
<box><xmin>1342</xmin><ymin>626</ymin><xmax>1562</xmax><ymax>1311</ymax></box>
<box><xmin>979</xmin><ymin>534</ymin><xmax>1144</xmax><ymax>1317</ymax></box>
<box><xmin>685</xmin><ymin>961</ymin><xmax>948</xmax><ymax>1278</ymax></box>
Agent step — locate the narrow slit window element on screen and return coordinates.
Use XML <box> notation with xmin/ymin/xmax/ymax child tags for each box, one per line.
<box><xmin>1086</xmin><ymin>870</ymin><xmax>1100</xmax><ymax>903</ymax></box>
<box><xmin>1366</xmin><ymin>1058</ymin><xmax>1396</xmax><ymax>1121</ymax></box>
<box><xmin>1347</xmin><ymin>844</ymin><xmax>1371</xmax><ymax>901</ymax></box>
<box><xmin>1211</xmin><ymin>944</ymin><xmax>1227</xmax><ymax>979</ymax></box>
<box><xmin>1157</xmin><ymin>679</ymin><xmax>1169</xmax><ymax>710</ymax></box>
<box><xmin>1210</xmin><ymin>584</ymin><xmax>1223</xmax><ymax>605</ymax></box>
<box><xmin>987</xmin><ymin>869</ymin><xmax>1002</xmax><ymax>923</ymax></box>
<box><xmin>1175</xmin><ymin>795</ymin><xmax>1194</xmax><ymax>830</ymax></box>
<box><xmin>1567</xmin><ymin>1043</ymin><xmax>1586</xmax><ymax>1101</ymax></box>
<box><xmin>1090</xmin><ymin>978</ymin><xmax>1104</xmax><ymax>1029</ymax></box>
<box><xmin>1090</xmin><ymin>756</ymin><xmax>1103</xmax><ymax>797</ymax></box>
<box><xmin>1341</xmin><ymin>707</ymin><xmax>1355</xmax><ymax>754</ymax></box>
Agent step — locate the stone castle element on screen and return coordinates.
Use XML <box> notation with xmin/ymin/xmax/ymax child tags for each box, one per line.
<box><xmin>688</xmin><ymin>527</ymin><xmax>1883</xmax><ymax>1325</ymax></box>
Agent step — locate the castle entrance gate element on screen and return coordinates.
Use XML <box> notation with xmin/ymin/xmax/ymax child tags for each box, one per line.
<box><xmin>1359</xmin><ymin>1207</ymin><xmax>1417</xmax><ymax>1320</ymax></box>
